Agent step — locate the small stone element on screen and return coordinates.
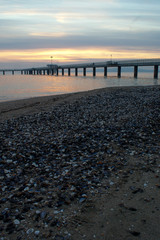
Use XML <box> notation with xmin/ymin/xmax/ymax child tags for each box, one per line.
<box><xmin>6</xmin><ymin>160</ymin><xmax>13</xmax><ymax>164</ymax></box>
<box><xmin>109</xmin><ymin>181</ymin><xmax>114</xmax><ymax>186</ymax></box>
<box><xmin>32</xmin><ymin>162</ymin><xmax>38</xmax><ymax>167</ymax></box>
<box><xmin>2</xmin><ymin>187</ymin><xmax>7</xmax><ymax>191</ymax></box>
<box><xmin>130</xmin><ymin>151</ymin><xmax>135</xmax><ymax>156</ymax></box>
<box><xmin>14</xmin><ymin>219</ymin><xmax>20</xmax><ymax>225</ymax></box>
<box><xmin>79</xmin><ymin>198</ymin><xmax>86</xmax><ymax>203</ymax></box>
<box><xmin>36</xmin><ymin>210</ymin><xmax>41</xmax><ymax>214</ymax></box>
<box><xmin>35</xmin><ymin>230</ymin><xmax>40</xmax><ymax>236</ymax></box>
<box><xmin>26</xmin><ymin>228</ymin><xmax>34</xmax><ymax>234</ymax></box>
<box><xmin>40</xmin><ymin>211</ymin><xmax>47</xmax><ymax>219</ymax></box>
<box><xmin>54</xmin><ymin>210</ymin><xmax>59</xmax><ymax>214</ymax></box>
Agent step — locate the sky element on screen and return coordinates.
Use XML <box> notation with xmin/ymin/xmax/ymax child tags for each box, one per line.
<box><xmin>0</xmin><ymin>0</ymin><xmax>160</xmax><ymax>67</ymax></box>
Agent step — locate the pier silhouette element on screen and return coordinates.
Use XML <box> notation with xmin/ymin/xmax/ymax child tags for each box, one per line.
<box><xmin>0</xmin><ymin>59</ymin><xmax>160</xmax><ymax>79</ymax></box>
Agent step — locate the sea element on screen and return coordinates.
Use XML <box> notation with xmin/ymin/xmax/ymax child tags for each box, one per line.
<box><xmin>0</xmin><ymin>68</ymin><xmax>160</xmax><ymax>102</ymax></box>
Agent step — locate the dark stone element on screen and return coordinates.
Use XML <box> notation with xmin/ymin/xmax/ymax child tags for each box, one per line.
<box><xmin>0</xmin><ymin>226</ymin><xmax>4</xmax><ymax>232</ymax></box>
<box><xmin>54</xmin><ymin>235</ymin><xmax>65</xmax><ymax>240</ymax></box>
<box><xmin>47</xmin><ymin>200</ymin><xmax>53</xmax><ymax>208</ymax></box>
<box><xmin>17</xmin><ymin>237</ymin><xmax>22</xmax><ymax>240</ymax></box>
<box><xmin>132</xmin><ymin>188</ymin><xmax>143</xmax><ymax>194</ymax></box>
<box><xmin>128</xmin><ymin>207</ymin><xmax>137</xmax><ymax>211</ymax></box>
<box><xmin>56</xmin><ymin>200</ymin><xmax>64</xmax><ymax>207</ymax></box>
<box><xmin>46</xmin><ymin>216</ymin><xmax>53</xmax><ymax>223</ymax></box>
<box><xmin>129</xmin><ymin>231</ymin><xmax>141</xmax><ymax>236</ymax></box>
<box><xmin>0</xmin><ymin>198</ymin><xmax>7</xmax><ymax>204</ymax></box>
<box><xmin>22</xmin><ymin>205</ymin><xmax>30</xmax><ymax>213</ymax></box>
<box><xmin>6</xmin><ymin>222</ymin><xmax>15</xmax><ymax>233</ymax></box>
<box><xmin>40</xmin><ymin>211</ymin><xmax>47</xmax><ymax>219</ymax></box>
<box><xmin>50</xmin><ymin>220</ymin><xmax>60</xmax><ymax>227</ymax></box>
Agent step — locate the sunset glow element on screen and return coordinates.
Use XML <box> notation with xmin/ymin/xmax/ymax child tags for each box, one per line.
<box><xmin>0</xmin><ymin>48</ymin><xmax>160</xmax><ymax>64</ymax></box>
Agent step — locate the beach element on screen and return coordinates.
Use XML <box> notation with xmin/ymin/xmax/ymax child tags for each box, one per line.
<box><xmin>0</xmin><ymin>85</ymin><xmax>160</xmax><ymax>240</ymax></box>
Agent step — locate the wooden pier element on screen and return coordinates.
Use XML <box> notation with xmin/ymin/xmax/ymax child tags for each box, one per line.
<box><xmin>0</xmin><ymin>59</ymin><xmax>160</xmax><ymax>79</ymax></box>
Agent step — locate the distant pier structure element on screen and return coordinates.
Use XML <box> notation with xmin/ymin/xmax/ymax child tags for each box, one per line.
<box><xmin>0</xmin><ymin>59</ymin><xmax>160</xmax><ymax>79</ymax></box>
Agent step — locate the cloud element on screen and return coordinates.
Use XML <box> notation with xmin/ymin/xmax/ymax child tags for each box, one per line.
<box><xmin>0</xmin><ymin>29</ymin><xmax>160</xmax><ymax>51</ymax></box>
<box><xmin>0</xmin><ymin>0</ymin><xmax>160</xmax><ymax>64</ymax></box>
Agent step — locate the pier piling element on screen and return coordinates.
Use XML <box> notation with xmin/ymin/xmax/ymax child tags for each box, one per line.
<box><xmin>75</xmin><ymin>68</ymin><xmax>78</xmax><ymax>76</ymax></box>
<box><xmin>104</xmin><ymin>67</ymin><xmax>107</xmax><ymax>77</ymax></box>
<box><xmin>93</xmin><ymin>67</ymin><xmax>96</xmax><ymax>76</ymax></box>
<box><xmin>118</xmin><ymin>66</ymin><xmax>121</xmax><ymax>78</ymax></box>
<box><xmin>134</xmin><ymin>66</ymin><xmax>138</xmax><ymax>78</ymax></box>
<box><xmin>154</xmin><ymin>65</ymin><xmax>158</xmax><ymax>79</ymax></box>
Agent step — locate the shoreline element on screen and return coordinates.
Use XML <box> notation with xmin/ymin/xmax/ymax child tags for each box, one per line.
<box><xmin>0</xmin><ymin>85</ymin><xmax>160</xmax><ymax>239</ymax></box>
<box><xmin>0</xmin><ymin>85</ymin><xmax>159</xmax><ymax>122</ymax></box>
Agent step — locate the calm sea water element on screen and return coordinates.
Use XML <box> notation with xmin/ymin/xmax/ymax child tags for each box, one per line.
<box><xmin>0</xmin><ymin>70</ymin><xmax>159</xmax><ymax>102</ymax></box>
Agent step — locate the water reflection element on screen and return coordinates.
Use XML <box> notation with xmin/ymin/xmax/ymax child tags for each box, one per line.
<box><xmin>0</xmin><ymin>73</ymin><xmax>159</xmax><ymax>102</ymax></box>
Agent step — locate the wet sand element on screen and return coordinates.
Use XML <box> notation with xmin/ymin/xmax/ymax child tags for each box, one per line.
<box><xmin>0</xmin><ymin>85</ymin><xmax>160</xmax><ymax>240</ymax></box>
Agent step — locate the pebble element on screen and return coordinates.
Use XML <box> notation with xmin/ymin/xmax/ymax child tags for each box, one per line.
<box><xmin>34</xmin><ymin>230</ymin><xmax>40</xmax><ymax>236</ymax></box>
<box><xmin>26</xmin><ymin>228</ymin><xmax>34</xmax><ymax>234</ymax></box>
<box><xmin>40</xmin><ymin>211</ymin><xmax>47</xmax><ymax>219</ymax></box>
<box><xmin>14</xmin><ymin>219</ymin><xmax>20</xmax><ymax>225</ymax></box>
<box><xmin>129</xmin><ymin>231</ymin><xmax>141</xmax><ymax>236</ymax></box>
<box><xmin>109</xmin><ymin>181</ymin><xmax>114</xmax><ymax>186</ymax></box>
<box><xmin>79</xmin><ymin>198</ymin><xmax>86</xmax><ymax>204</ymax></box>
<box><xmin>36</xmin><ymin>210</ymin><xmax>41</xmax><ymax>214</ymax></box>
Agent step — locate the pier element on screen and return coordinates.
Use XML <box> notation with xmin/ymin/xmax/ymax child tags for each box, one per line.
<box><xmin>0</xmin><ymin>59</ymin><xmax>160</xmax><ymax>79</ymax></box>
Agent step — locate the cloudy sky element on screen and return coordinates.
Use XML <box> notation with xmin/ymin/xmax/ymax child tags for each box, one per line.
<box><xmin>0</xmin><ymin>0</ymin><xmax>160</xmax><ymax>67</ymax></box>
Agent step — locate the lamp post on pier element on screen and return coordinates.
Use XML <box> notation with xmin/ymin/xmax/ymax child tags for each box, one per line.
<box><xmin>50</xmin><ymin>56</ymin><xmax>53</xmax><ymax>65</ymax></box>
